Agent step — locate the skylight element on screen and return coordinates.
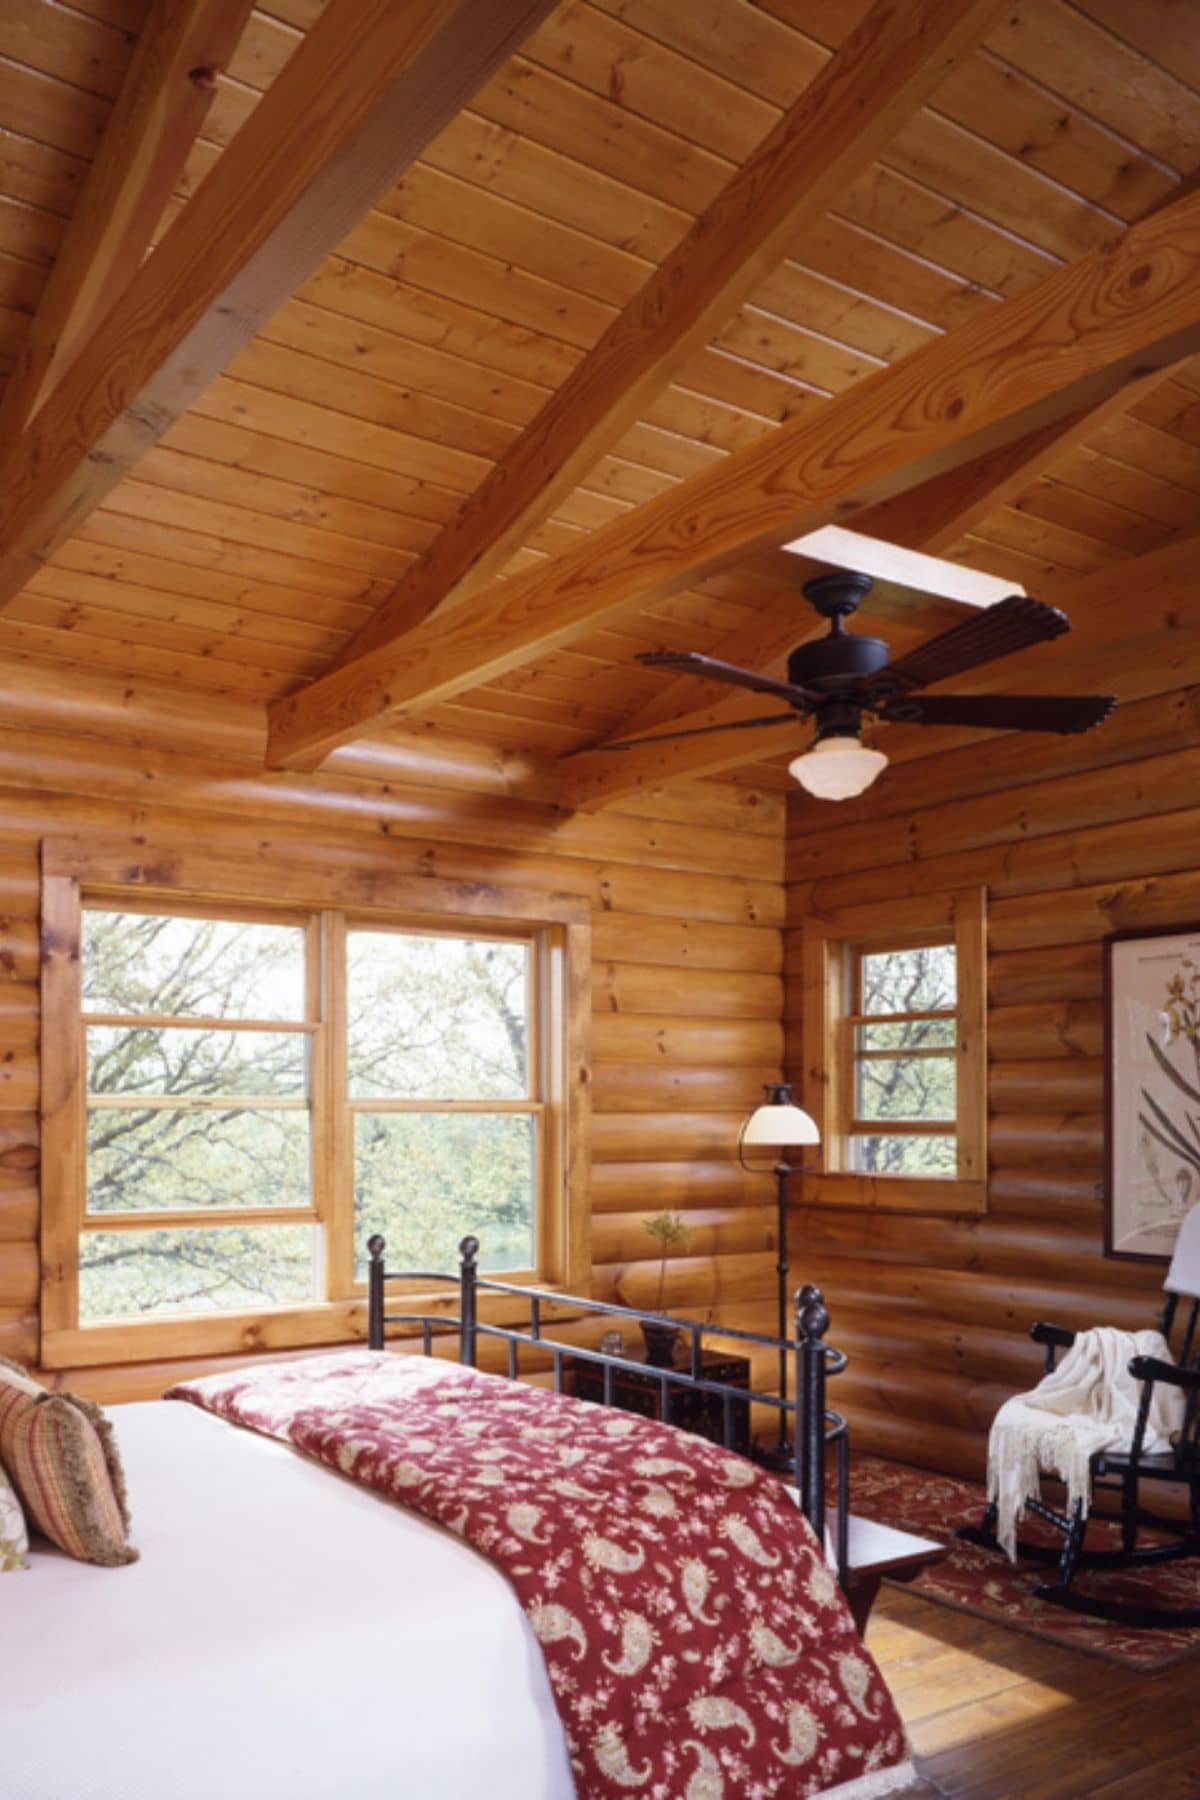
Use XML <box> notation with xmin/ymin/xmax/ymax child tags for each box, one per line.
<box><xmin>783</xmin><ymin>525</ymin><xmax>1024</xmax><ymax>610</ymax></box>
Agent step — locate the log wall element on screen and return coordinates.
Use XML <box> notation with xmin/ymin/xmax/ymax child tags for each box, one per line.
<box><xmin>784</xmin><ymin>684</ymin><xmax>1196</xmax><ymax>1478</ymax></box>
<box><xmin>0</xmin><ymin>670</ymin><xmax>784</xmax><ymax>1399</ymax></box>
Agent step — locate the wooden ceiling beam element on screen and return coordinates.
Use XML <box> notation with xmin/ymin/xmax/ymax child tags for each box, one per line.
<box><xmin>325</xmin><ymin>0</ymin><xmax>1012</xmax><ymax>667</ymax></box>
<box><xmin>265</xmin><ymin>185</ymin><xmax>1200</xmax><ymax>773</ymax></box>
<box><xmin>0</xmin><ymin>0</ymin><xmax>560</xmax><ymax>611</ymax></box>
<box><xmin>0</xmin><ymin>0</ymin><xmax>257</xmax><ymax>442</ymax></box>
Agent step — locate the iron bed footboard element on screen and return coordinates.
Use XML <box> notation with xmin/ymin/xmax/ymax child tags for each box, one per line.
<box><xmin>366</xmin><ymin>1232</ymin><xmax>851</xmax><ymax>1586</ymax></box>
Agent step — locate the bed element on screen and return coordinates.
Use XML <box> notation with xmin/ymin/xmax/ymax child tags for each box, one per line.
<box><xmin>2</xmin><ymin>1241</ymin><xmax>915</xmax><ymax>1800</ymax></box>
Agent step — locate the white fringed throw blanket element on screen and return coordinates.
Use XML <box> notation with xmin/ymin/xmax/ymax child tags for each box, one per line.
<box><xmin>987</xmin><ymin>1326</ymin><xmax>1185</xmax><ymax>1560</ymax></box>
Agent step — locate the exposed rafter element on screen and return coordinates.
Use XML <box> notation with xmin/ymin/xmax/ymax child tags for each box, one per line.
<box><xmin>265</xmin><ymin>186</ymin><xmax>1200</xmax><ymax>772</ymax></box>
<box><xmin>325</xmin><ymin>0</ymin><xmax>1011</xmax><ymax>668</ymax></box>
<box><xmin>0</xmin><ymin>0</ymin><xmax>257</xmax><ymax>443</ymax></box>
<box><xmin>0</xmin><ymin>0</ymin><xmax>560</xmax><ymax>611</ymax></box>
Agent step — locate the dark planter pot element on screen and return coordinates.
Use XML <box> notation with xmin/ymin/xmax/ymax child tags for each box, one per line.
<box><xmin>639</xmin><ymin>1318</ymin><xmax>681</xmax><ymax>1368</ymax></box>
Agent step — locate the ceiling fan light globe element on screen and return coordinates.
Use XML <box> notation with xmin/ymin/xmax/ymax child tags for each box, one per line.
<box><xmin>789</xmin><ymin>737</ymin><xmax>888</xmax><ymax>801</ymax></box>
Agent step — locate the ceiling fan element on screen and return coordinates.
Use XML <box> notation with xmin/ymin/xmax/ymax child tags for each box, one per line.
<box><xmin>587</xmin><ymin>572</ymin><xmax>1116</xmax><ymax>802</ymax></box>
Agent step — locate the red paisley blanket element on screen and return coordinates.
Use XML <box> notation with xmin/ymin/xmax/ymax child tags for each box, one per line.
<box><xmin>168</xmin><ymin>1351</ymin><xmax>909</xmax><ymax>1799</ymax></box>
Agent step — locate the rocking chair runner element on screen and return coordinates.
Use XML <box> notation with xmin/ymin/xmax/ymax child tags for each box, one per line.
<box><xmin>960</xmin><ymin>1204</ymin><xmax>1200</xmax><ymax>1629</ymax></box>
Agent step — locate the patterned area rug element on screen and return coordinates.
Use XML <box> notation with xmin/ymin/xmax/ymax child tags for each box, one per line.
<box><xmin>846</xmin><ymin>1455</ymin><xmax>1200</xmax><ymax>1673</ymax></box>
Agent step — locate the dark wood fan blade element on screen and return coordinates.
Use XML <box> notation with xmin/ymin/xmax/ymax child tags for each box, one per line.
<box><xmin>880</xmin><ymin>692</ymin><xmax>1116</xmax><ymax>734</ymax></box>
<box><xmin>562</xmin><ymin>712</ymin><xmax>800</xmax><ymax>756</ymax></box>
<box><xmin>637</xmin><ymin>649</ymin><xmax>818</xmax><ymax>707</ymax></box>
<box><xmin>873</xmin><ymin>595</ymin><xmax>1070</xmax><ymax>694</ymax></box>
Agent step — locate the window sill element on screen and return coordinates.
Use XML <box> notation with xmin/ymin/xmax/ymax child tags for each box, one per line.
<box><xmin>799</xmin><ymin>1172</ymin><xmax>987</xmax><ymax>1215</ymax></box>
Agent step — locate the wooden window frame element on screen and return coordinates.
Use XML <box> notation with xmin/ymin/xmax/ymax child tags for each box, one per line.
<box><xmin>39</xmin><ymin>837</ymin><xmax>591</xmax><ymax>1369</ymax></box>
<box><xmin>799</xmin><ymin>888</ymin><xmax>987</xmax><ymax>1214</ymax></box>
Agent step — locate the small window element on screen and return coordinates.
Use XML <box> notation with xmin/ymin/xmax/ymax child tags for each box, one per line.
<box><xmin>800</xmin><ymin>890</ymin><xmax>986</xmax><ymax>1213</ymax></box>
<box><xmin>850</xmin><ymin>941</ymin><xmax>957</xmax><ymax>1177</ymax></box>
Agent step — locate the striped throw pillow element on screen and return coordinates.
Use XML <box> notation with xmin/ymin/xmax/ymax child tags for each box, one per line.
<box><xmin>0</xmin><ymin>1459</ymin><xmax>27</xmax><ymax>1570</ymax></box>
<box><xmin>0</xmin><ymin>1358</ymin><xmax>137</xmax><ymax>1567</ymax></box>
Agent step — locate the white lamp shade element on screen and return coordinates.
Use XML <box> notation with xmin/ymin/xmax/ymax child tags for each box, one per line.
<box><xmin>741</xmin><ymin>1099</ymin><xmax>820</xmax><ymax>1148</ymax></box>
<box><xmin>789</xmin><ymin>736</ymin><xmax>888</xmax><ymax>801</ymax></box>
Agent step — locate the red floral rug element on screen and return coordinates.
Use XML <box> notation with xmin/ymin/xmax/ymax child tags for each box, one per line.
<box><xmin>845</xmin><ymin>1455</ymin><xmax>1200</xmax><ymax>1672</ymax></box>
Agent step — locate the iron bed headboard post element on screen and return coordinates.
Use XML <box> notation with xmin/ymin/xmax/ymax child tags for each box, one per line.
<box><xmin>367</xmin><ymin>1234</ymin><xmax>385</xmax><ymax>1351</ymax></box>
<box><xmin>459</xmin><ymin>1235</ymin><xmax>480</xmax><ymax>1368</ymax></box>
<box><xmin>795</xmin><ymin>1282</ymin><xmax>830</xmax><ymax>1549</ymax></box>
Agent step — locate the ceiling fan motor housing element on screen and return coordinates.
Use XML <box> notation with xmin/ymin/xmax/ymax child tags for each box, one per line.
<box><xmin>787</xmin><ymin>630</ymin><xmax>891</xmax><ymax>688</ymax></box>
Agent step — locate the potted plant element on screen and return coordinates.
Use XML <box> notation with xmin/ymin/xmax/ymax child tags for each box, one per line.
<box><xmin>639</xmin><ymin>1210</ymin><xmax>693</xmax><ymax>1366</ymax></box>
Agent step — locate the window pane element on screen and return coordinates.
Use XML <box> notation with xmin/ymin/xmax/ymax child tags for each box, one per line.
<box><xmin>347</xmin><ymin>931</ymin><xmax>529</xmax><ymax>1099</ymax></box>
<box><xmin>79</xmin><ymin>1225</ymin><xmax>318</xmax><ymax>1320</ymax></box>
<box><xmin>86</xmin><ymin>1107</ymin><xmax>311</xmax><ymax>1214</ymax></box>
<box><xmin>353</xmin><ymin>1112</ymin><xmax>534</xmax><ymax>1275</ymax></box>
<box><xmin>859</xmin><ymin>1017</ymin><xmax>956</xmax><ymax>1052</ymax></box>
<box><xmin>857</xmin><ymin>1054</ymin><xmax>956</xmax><ymax>1122</ymax></box>
<box><xmin>860</xmin><ymin>944</ymin><xmax>956</xmax><ymax>1015</ymax></box>
<box><xmin>851</xmin><ymin>1134</ymin><xmax>957</xmax><ymax>1176</ymax></box>
<box><xmin>87</xmin><ymin>1027</ymin><xmax>307</xmax><ymax>1099</ymax></box>
<box><xmin>82</xmin><ymin>911</ymin><xmax>306</xmax><ymax>1021</ymax></box>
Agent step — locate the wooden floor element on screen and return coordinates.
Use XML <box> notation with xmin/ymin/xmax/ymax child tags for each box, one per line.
<box><xmin>867</xmin><ymin>1587</ymin><xmax>1200</xmax><ymax>1798</ymax></box>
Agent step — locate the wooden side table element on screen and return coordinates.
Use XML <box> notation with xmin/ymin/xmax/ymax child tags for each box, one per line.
<box><xmin>843</xmin><ymin>1515</ymin><xmax>947</xmax><ymax>1634</ymax></box>
<box><xmin>567</xmin><ymin>1346</ymin><xmax>752</xmax><ymax>1454</ymax></box>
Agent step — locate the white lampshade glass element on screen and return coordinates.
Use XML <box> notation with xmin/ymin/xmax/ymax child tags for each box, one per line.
<box><xmin>741</xmin><ymin>1101</ymin><xmax>820</xmax><ymax>1148</ymax></box>
<box><xmin>788</xmin><ymin>737</ymin><xmax>888</xmax><ymax>801</ymax></box>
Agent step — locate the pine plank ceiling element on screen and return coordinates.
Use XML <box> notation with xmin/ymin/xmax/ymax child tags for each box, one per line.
<box><xmin>0</xmin><ymin>0</ymin><xmax>1198</xmax><ymax>787</ymax></box>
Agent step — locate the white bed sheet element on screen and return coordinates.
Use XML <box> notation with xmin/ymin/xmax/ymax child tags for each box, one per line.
<box><xmin>1</xmin><ymin>1399</ymin><xmax>574</xmax><ymax>1800</ymax></box>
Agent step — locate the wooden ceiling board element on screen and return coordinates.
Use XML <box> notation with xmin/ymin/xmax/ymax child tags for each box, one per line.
<box><xmin>0</xmin><ymin>0</ymin><xmax>1197</xmax><ymax>763</ymax></box>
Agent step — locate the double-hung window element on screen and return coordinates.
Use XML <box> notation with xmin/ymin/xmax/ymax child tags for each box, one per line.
<box><xmin>40</xmin><ymin>844</ymin><xmax>588</xmax><ymax>1367</ymax></box>
<box><xmin>800</xmin><ymin>889</ymin><xmax>986</xmax><ymax>1212</ymax></box>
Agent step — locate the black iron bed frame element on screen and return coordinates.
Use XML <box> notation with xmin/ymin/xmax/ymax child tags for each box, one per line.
<box><xmin>367</xmin><ymin>1232</ymin><xmax>852</xmax><ymax>1585</ymax></box>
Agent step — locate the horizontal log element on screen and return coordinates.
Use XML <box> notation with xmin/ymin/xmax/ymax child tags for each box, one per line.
<box><xmin>591</xmin><ymin>1065</ymin><xmax>768</xmax><ymax>1114</ymax></box>
<box><xmin>0</xmin><ymin>1240</ymin><xmax>38</xmax><ymax>1308</ymax></box>
<box><xmin>989</xmin><ymin>867</ymin><xmax>1200</xmax><ymax>952</ymax></box>
<box><xmin>988</xmin><ymin>1112</ymin><xmax>1103</xmax><ymax>1168</ymax></box>
<box><xmin>988</xmin><ymin>1167</ymin><xmax>1103</xmax><ymax>1216</ymax></box>
<box><xmin>0</xmin><ymin>1051</ymin><xmax>37</xmax><ymax>1110</ymax></box>
<box><xmin>988</xmin><ymin>942</ymin><xmax>1103</xmax><ymax>1007</ymax></box>
<box><xmin>592</xmin><ymin>961</ymin><xmax>782</xmax><ymax>1019</ymax></box>
<box><xmin>0</xmin><ymin>1310</ymin><xmax>37</xmax><ymax>1366</ymax></box>
<box><xmin>590</xmin><ymin>1205</ymin><xmax>775</xmax><ymax>1266</ymax></box>
<box><xmin>832</xmin><ymin>1361</ymin><xmax>1011</xmax><ymax>1438</ymax></box>
<box><xmin>591</xmin><ymin>912</ymin><xmax>782</xmax><ymax>973</ymax></box>
<box><xmin>0</xmin><ymin>1115</ymin><xmax>38</xmax><ymax>1178</ymax></box>
<box><xmin>0</xmin><ymin>725</ymin><xmax>783</xmax><ymax>882</ymax></box>
<box><xmin>791</xmin><ymin>1208</ymin><xmax>1130</xmax><ymax>1284</ymax></box>
<box><xmin>734</xmin><ymin>1296</ymin><xmax>1037</xmax><ymax>1390</ymax></box>
<box><xmin>0</xmin><ymin>918</ymin><xmax>38</xmax><ymax>985</ymax></box>
<box><xmin>807</xmin><ymin>797</ymin><xmax>1200</xmax><ymax>914</ymax></box>
<box><xmin>0</xmin><ymin>786</ymin><xmax>786</xmax><ymax>927</ymax></box>
<box><xmin>613</xmin><ymin>781</ymin><xmax>785</xmax><ymax>839</ymax></box>
<box><xmin>788</xmin><ymin>741</ymin><xmax>1200</xmax><ymax>889</ymax></box>
<box><xmin>592</xmin><ymin>1250</ymin><xmax>776</xmax><ymax>1312</ymax></box>
<box><xmin>989</xmin><ymin>1058</ymin><xmax>1104</xmax><ymax>1113</ymax></box>
<box><xmin>589</xmin><ymin>1160</ymin><xmax>770</xmax><ymax>1213</ymax></box>
<box><xmin>775</xmin><ymin>1252</ymin><xmax>1162</xmax><ymax>1336</ymax></box>
<box><xmin>0</xmin><ymin>1185</ymin><xmax>36</xmax><ymax>1243</ymax></box>
<box><xmin>592</xmin><ymin>1012</ymin><xmax>783</xmax><ymax>1067</ymax></box>
<box><xmin>591</xmin><ymin>1111</ymin><xmax>748</xmax><ymax>1162</ymax></box>
<box><xmin>988</xmin><ymin>1000</ymin><xmax>1103</xmax><ymax>1061</ymax></box>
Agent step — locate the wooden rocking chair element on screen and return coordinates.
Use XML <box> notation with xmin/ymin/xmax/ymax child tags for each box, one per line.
<box><xmin>960</xmin><ymin>1204</ymin><xmax>1200</xmax><ymax>1628</ymax></box>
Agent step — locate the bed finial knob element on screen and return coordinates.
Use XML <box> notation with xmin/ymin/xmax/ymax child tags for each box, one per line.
<box><xmin>796</xmin><ymin>1282</ymin><xmax>830</xmax><ymax>1343</ymax></box>
<box><xmin>368</xmin><ymin>1234</ymin><xmax>386</xmax><ymax>1262</ymax></box>
<box><xmin>459</xmin><ymin>1235</ymin><xmax>480</xmax><ymax>1265</ymax></box>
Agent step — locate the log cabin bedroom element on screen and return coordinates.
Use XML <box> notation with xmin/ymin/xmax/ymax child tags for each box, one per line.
<box><xmin>1</xmin><ymin>0</ymin><xmax>1200</xmax><ymax>1794</ymax></box>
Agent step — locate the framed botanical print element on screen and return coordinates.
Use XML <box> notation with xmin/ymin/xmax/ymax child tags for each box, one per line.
<box><xmin>1107</xmin><ymin>925</ymin><xmax>1200</xmax><ymax>1260</ymax></box>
